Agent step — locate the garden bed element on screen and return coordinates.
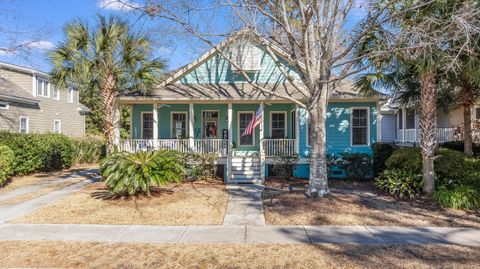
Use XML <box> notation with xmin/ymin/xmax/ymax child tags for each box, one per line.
<box><xmin>12</xmin><ymin>181</ymin><xmax>228</xmax><ymax>225</ymax></box>
<box><xmin>263</xmin><ymin>178</ymin><xmax>480</xmax><ymax>227</ymax></box>
<box><xmin>0</xmin><ymin>241</ymin><xmax>478</xmax><ymax>268</ymax></box>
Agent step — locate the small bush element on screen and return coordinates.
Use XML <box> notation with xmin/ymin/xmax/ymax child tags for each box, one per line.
<box><xmin>101</xmin><ymin>150</ymin><xmax>184</xmax><ymax>196</ymax></box>
<box><xmin>385</xmin><ymin>148</ymin><xmax>422</xmax><ymax>174</ymax></box>
<box><xmin>179</xmin><ymin>153</ymin><xmax>217</xmax><ymax>181</ymax></box>
<box><xmin>271</xmin><ymin>153</ymin><xmax>299</xmax><ymax>179</ymax></box>
<box><xmin>435</xmin><ymin>148</ymin><xmax>480</xmax><ymax>186</ymax></box>
<box><xmin>72</xmin><ymin>136</ymin><xmax>106</xmax><ymax>164</ymax></box>
<box><xmin>337</xmin><ymin>153</ymin><xmax>373</xmax><ymax>180</ymax></box>
<box><xmin>433</xmin><ymin>185</ymin><xmax>480</xmax><ymax>210</ymax></box>
<box><xmin>375</xmin><ymin>169</ymin><xmax>423</xmax><ymax>198</ymax></box>
<box><xmin>372</xmin><ymin>143</ymin><xmax>395</xmax><ymax>176</ymax></box>
<box><xmin>0</xmin><ymin>144</ymin><xmax>15</xmax><ymax>185</ymax></box>
<box><xmin>440</xmin><ymin>141</ymin><xmax>480</xmax><ymax>156</ymax></box>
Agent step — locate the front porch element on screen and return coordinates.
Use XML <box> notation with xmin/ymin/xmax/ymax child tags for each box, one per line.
<box><xmin>114</xmin><ymin>102</ymin><xmax>301</xmax><ymax>183</ymax></box>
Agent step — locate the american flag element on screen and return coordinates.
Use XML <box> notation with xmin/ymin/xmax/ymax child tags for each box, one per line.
<box><xmin>242</xmin><ymin>106</ymin><xmax>262</xmax><ymax>136</ymax></box>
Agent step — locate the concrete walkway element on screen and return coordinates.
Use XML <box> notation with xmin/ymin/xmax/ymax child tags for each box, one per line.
<box><xmin>223</xmin><ymin>184</ymin><xmax>265</xmax><ymax>226</ymax></box>
<box><xmin>0</xmin><ymin>223</ymin><xmax>479</xmax><ymax>245</ymax></box>
<box><xmin>0</xmin><ymin>170</ymin><xmax>100</xmax><ymax>224</ymax></box>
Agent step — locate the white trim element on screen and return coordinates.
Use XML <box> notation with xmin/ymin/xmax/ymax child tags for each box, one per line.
<box><xmin>227</xmin><ymin>103</ymin><xmax>233</xmax><ymax>182</ymax></box>
<box><xmin>305</xmin><ymin>112</ymin><xmax>310</xmax><ymax>147</ymax></box>
<box><xmin>474</xmin><ymin>106</ymin><xmax>480</xmax><ymax>121</ymax></box>
<box><xmin>269</xmin><ymin>111</ymin><xmax>287</xmax><ymax>138</ymax></box>
<box><xmin>53</xmin><ymin>119</ymin><xmax>61</xmax><ymax>134</ymax></box>
<box><xmin>129</xmin><ymin>105</ymin><xmax>133</xmax><ymax>139</ymax></box>
<box><xmin>19</xmin><ymin>116</ymin><xmax>29</xmax><ymax>133</ymax></box>
<box><xmin>53</xmin><ymin>87</ymin><xmax>60</xmax><ymax>100</ymax></box>
<box><xmin>237</xmin><ymin>111</ymin><xmax>255</xmax><ymax>146</ymax></box>
<box><xmin>140</xmin><ymin>111</ymin><xmax>154</xmax><ymax>139</ymax></box>
<box><xmin>350</xmin><ymin>107</ymin><xmax>370</xmax><ymax>147</ymax></box>
<box><xmin>170</xmin><ymin>111</ymin><xmax>188</xmax><ymax>138</ymax></box>
<box><xmin>294</xmin><ymin>105</ymin><xmax>300</xmax><ymax>153</ymax></box>
<box><xmin>0</xmin><ymin>101</ymin><xmax>9</xmax><ymax>110</ymax></box>
<box><xmin>31</xmin><ymin>75</ymin><xmax>36</xmax><ymax>97</ymax></box>
<box><xmin>67</xmin><ymin>86</ymin><xmax>74</xmax><ymax>103</ymax></box>
<box><xmin>376</xmin><ymin>102</ymin><xmax>382</xmax><ymax>142</ymax></box>
<box><xmin>201</xmin><ymin>110</ymin><xmax>220</xmax><ymax>138</ymax></box>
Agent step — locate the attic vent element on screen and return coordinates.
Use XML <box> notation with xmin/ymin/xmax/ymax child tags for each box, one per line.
<box><xmin>230</xmin><ymin>42</ymin><xmax>261</xmax><ymax>72</ymax></box>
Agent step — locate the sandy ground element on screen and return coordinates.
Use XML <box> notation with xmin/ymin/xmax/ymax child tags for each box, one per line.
<box><xmin>12</xmin><ymin>181</ymin><xmax>229</xmax><ymax>225</ymax></box>
<box><xmin>264</xmin><ymin>178</ymin><xmax>480</xmax><ymax>227</ymax></box>
<box><xmin>0</xmin><ymin>241</ymin><xmax>478</xmax><ymax>269</ymax></box>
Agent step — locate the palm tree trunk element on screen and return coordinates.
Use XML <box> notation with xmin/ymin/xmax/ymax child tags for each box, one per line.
<box><xmin>419</xmin><ymin>71</ymin><xmax>437</xmax><ymax>194</ymax></box>
<box><xmin>101</xmin><ymin>73</ymin><xmax>117</xmax><ymax>154</ymax></box>
<box><xmin>307</xmin><ymin>84</ymin><xmax>329</xmax><ymax>198</ymax></box>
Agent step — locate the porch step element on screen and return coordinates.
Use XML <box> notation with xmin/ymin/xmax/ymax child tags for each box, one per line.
<box><xmin>229</xmin><ymin>157</ymin><xmax>262</xmax><ymax>183</ymax></box>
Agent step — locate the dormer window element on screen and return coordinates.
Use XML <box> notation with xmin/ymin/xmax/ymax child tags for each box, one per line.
<box><xmin>36</xmin><ymin>78</ymin><xmax>49</xmax><ymax>97</ymax></box>
<box><xmin>231</xmin><ymin>42</ymin><xmax>262</xmax><ymax>72</ymax></box>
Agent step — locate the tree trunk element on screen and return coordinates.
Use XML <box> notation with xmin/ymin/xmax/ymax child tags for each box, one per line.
<box><xmin>307</xmin><ymin>84</ymin><xmax>329</xmax><ymax>198</ymax></box>
<box><xmin>463</xmin><ymin>102</ymin><xmax>473</xmax><ymax>156</ymax></box>
<box><xmin>419</xmin><ymin>71</ymin><xmax>436</xmax><ymax>194</ymax></box>
<box><xmin>101</xmin><ymin>73</ymin><xmax>117</xmax><ymax>154</ymax></box>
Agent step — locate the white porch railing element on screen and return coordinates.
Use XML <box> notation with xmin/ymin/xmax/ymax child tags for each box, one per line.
<box><xmin>262</xmin><ymin>139</ymin><xmax>296</xmax><ymax>157</ymax></box>
<box><xmin>437</xmin><ymin>128</ymin><xmax>457</xmax><ymax>143</ymax></box>
<box><xmin>158</xmin><ymin>139</ymin><xmax>190</xmax><ymax>152</ymax></box>
<box><xmin>395</xmin><ymin>128</ymin><xmax>458</xmax><ymax>144</ymax></box>
<box><xmin>194</xmin><ymin>139</ymin><xmax>228</xmax><ymax>156</ymax></box>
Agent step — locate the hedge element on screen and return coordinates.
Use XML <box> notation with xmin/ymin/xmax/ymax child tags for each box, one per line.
<box><xmin>0</xmin><ymin>144</ymin><xmax>15</xmax><ymax>185</ymax></box>
<box><xmin>372</xmin><ymin>143</ymin><xmax>395</xmax><ymax>176</ymax></box>
<box><xmin>72</xmin><ymin>136</ymin><xmax>106</xmax><ymax>164</ymax></box>
<box><xmin>439</xmin><ymin>141</ymin><xmax>480</xmax><ymax>156</ymax></box>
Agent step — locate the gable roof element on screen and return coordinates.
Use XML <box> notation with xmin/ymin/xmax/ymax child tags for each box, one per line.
<box><xmin>0</xmin><ymin>76</ymin><xmax>38</xmax><ymax>104</ymax></box>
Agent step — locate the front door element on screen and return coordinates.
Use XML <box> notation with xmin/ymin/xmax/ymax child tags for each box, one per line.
<box><xmin>202</xmin><ymin>111</ymin><xmax>219</xmax><ymax>138</ymax></box>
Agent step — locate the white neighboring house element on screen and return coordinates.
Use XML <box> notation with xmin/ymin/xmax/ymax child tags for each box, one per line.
<box><xmin>379</xmin><ymin>93</ymin><xmax>480</xmax><ymax>146</ymax></box>
<box><xmin>0</xmin><ymin>61</ymin><xmax>89</xmax><ymax>136</ymax></box>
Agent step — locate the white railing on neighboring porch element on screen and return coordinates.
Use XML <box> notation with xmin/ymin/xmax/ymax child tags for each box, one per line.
<box><xmin>119</xmin><ymin>139</ymin><xmax>227</xmax><ymax>156</ymax></box>
<box><xmin>262</xmin><ymin>139</ymin><xmax>296</xmax><ymax>157</ymax></box>
<box><xmin>396</xmin><ymin>128</ymin><xmax>458</xmax><ymax>144</ymax></box>
<box><xmin>437</xmin><ymin>128</ymin><xmax>457</xmax><ymax>143</ymax></box>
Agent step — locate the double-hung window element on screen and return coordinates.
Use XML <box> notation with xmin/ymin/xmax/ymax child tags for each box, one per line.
<box><xmin>171</xmin><ymin>112</ymin><xmax>187</xmax><ymax>138</ymax></box>
<box><xmin>19</xmin><ymin>116</ymin><xmax>29</xmax><ymax>133</ymax></box>
<box><xmin>67</xmin><ymin>86</ymin><xmax>74</xmax><ymax>103</ymax></box>
<box><xmin>141</xmin><ymin>113</ymin><xmax>154</xmax><ymax>139</ymax></box>
<box><xmin>351</xmin><ymin>108</ymin><xmax>369</xmax><ymax>146</ymax></box>
<box><xmin>238</xmin><ymin>112</ymin><xmax>254</xmax><ymax>146</ymax></box>
<box><xmin>270</xmin><ymin>112</ymin><xmax>286</xmax><ymax>138</ymax></box>
<box><xmin>476</xmin><ymin>107</ymin><xmax>480</xmax><ymax>120</ymax></box>
<box><xmin>53</xmin><ymin>120</ymin><xmax>61</xmax><ymax>134</ymax></box>
<box><xmin>53</xmin><ymin>88</ymin><xmax>60</xmax><ymax>100</ymax></box>
<box><xmin>36</xmin><ymin>78</ymin><xmax>49</xmax><ymax>97</ymax></box>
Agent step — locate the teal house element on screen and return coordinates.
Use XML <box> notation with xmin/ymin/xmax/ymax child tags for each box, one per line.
<box><xmin>115</xmin><ymin>32</ymin><xmax>384</xmax><ymax>183</ymax></box>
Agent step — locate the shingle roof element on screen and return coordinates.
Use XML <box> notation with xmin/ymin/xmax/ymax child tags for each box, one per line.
<box><xmin>0</xmin><ymin>77</ymin><xmax>38</xmax><ymax>104</ymax></box>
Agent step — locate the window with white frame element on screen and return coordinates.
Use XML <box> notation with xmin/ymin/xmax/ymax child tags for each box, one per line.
<box><xmin>351</xmin><ymin>108</ymin><xmax>369</xmax><ymax>146</ymax></box>
<box><xmin>19</xmin><ymin>116</ymin><xmax>29</xmax><ymax>133</ymax></box>
<box><xmin>53</xmin><ymin>120</ymin><xmax>61</xmax><ymax>134</ymax></box>
<box><xmin>270</xmin><ymin>112</ymin><xmax>286</xmax><ymax>138</ymax></box>
<box><xmin>141</xmin><ymin>113</ymin><xmax>153</xmax><ymax>139</ymax></box>
<box><xmin>0</xmin><ymin>101</ymin><xmax>8</xmax><ymax>109</ymax></box>
<box><xmin>67</xmin><ymin>86</ymin><xmax>74</xmax><ymax>103</ymax></box>
<box><xmin>291</xmin><ymin>110</ymin><xmax>296</xmax><ymax>139</ymax></box>
<box><xmin>53</xmin><ymin>87</ymin><xmax>60</xmax><ymax>100</ymax></box>
<box><xmin>171</xmin><ymin>112</ymin><xmax>187</xmax><ymax>138</ymax></box>
<box><xmin>231</xmin><ymin>42</ymin><xmax>262</xmax><ymax>72</ymax></box>
<box><xmin>238</xmin><ymin>112</ymin><xmax>254</xmax><ymax>145</ymax></box>
<box><xmin>36</xmin><ymin>78</ymin><xmax>49</xmax><ymax>97</ymax></box>
<box><xmin>475</xmin><ymin>107</ymin><xmax>480</xmax><ymax>120</ymax></box>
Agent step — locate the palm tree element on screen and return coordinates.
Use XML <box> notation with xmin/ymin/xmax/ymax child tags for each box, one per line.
<box><xmin>49</xmin><ymin>15</ymin><xmax>164</xmax><ymax>152</ymax></box>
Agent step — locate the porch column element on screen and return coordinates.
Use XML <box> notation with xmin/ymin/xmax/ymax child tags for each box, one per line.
<box><xmin>402</xmin><ymin>108</ymin><xmax>406</xmax><ymax>142</ymax></box>
<box><xmin>153</xmin><ymin>103</ymin><xmax>158</xmax><ymax>149</ymax></box>
<box><xmin>129</xmin><ymin>105</ymin><xmax>133</xmax><ymax>139</ymax></box>
<box><xmin>294</xmin><ymin>104</ymin><xmax>300</xmax><ymax>154</ymax></box>
<box><xmin>189</xmin><ymin>103</ymin><xmax>194</xmax><ymax>152</ymax></box>
<box><xmin>227</xmin><ymin>103</ymin><xmax>233</xmax><ymax>182</ymax></box>
<box><xmin>113</xmin><ymin>104</ymin><xmax>120</xmax><ymax>147</ymax></box>
<box><xmin>259</xmin><ymin>102</ymin><xmax>265</xmax><ymax>182</ymax></box>
<box><xmin>414</xmin><ymin>112</ymin><xmax>418</xmax><ymax>142</ymax></box>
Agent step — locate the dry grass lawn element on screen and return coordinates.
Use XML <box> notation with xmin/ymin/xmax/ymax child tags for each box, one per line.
<box><xmin>13</xmin><ymin>181</ymin><xmax>228</xmax><ymax>225</ymax></box>
<box><xmin>0</xmin><ymin>163</ymin><xmax>98</xmax><ymax>194</ymax></box>
<box><xmin>0</xmin><ymin>241</ymin><xmax>478</xmax><ymax>269</ymax></box>
<box><xmin>264</xmin><ymin>178</ymin><xmax>480</xmax><ymax>227</ymax></box>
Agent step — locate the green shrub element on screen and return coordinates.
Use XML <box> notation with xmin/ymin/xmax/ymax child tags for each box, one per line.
<box><xmin>440</xmin><ymin>141</ymin><xmax>480</xmax><ymax>156</ymax></box>
<box><xmin>271</xmin><ymin>153</ymin><xmax>299</xmax><ymax>179</ymax></box>
<box><xmin>101</xmin><ymin>150</ymin><xmax>184</xmax><ymax>196</ymax></box>
<box><xmin>433</xmin><ymin>185</ymin><xmax>480</xmax><ymax>210</ymax></box>
<box><xmin>0</xmin><ymin>144</ymin><xmax>15</xmax><ymax>185</ymax></box>
<box><xmin>178</xmin><ymin>152</ymin><xmax>217</xmax><ymax>181</ymax></box>
<box><xmin>372</xmin><ymin>143</ymin><xmax>395</xmax><ymax>176</ymax></box>
<box><xmin>435</xmin><ymin>148</ymin><xmax>480</xmax><ymax>186</ymax></box>
<box><xmin>385</xmin><ymin>148</ymin><xmax>422</xmax><ymax>174</ymax></box>
<box><xmin>375</xmin><ymin>169</ymin><xmax>423</xmax><ymax>198</ymax></box>
<box><xmin>337</xmin><ymin>153</ymin><xmax>373</xmax><ymax>180</ymax></box>
<box><xmin>0</xmin><ymin>132</ymin><xmax>74</xmax><ymax>175</ymax></box>
<box><xmin>72</xmin><ymin>136</ymin><xmax>106</xmax><ymax>164</ymax></box>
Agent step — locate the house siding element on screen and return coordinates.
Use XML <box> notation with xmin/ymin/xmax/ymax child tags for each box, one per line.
<box><xmin>0</xmin><ymin>68</ymin><xmax>86</xmax><ymax>136</ymax></box>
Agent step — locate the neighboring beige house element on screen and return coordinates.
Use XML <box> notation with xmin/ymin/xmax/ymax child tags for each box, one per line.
<box><xmin>0</xmin><ymin>61</ymin><xmax>89</xmax><ymax>136</ymax></box>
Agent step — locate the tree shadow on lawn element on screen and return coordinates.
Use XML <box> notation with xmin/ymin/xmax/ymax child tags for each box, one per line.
<box><xmin>90</xmin><ymin>186</ymin><xmax>175</xmax><ymax>201</ymax></box>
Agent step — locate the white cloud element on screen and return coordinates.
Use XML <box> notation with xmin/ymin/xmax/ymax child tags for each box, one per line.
<box><xmin>26</xmin><ymin>40</ymin><xmax>55</xmax><ymax>50</ymax></box>
<box><xmin>98</xmin><ymin>0</ymin><xmax>139</xmax><ymax>11</ymax></box>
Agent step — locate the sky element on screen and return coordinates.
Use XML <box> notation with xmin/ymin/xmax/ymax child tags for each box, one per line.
<box><xmin>0</xmin><ymin>0</ymin><xmax>199</xmax><ymax>72</ymax></box>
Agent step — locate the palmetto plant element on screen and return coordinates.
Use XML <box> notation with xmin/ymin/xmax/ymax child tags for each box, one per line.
<box><xmin>101</xmin><ymin>150</ymin><xmax>184</xmax><ymax>197</ymax></box>
<box><xmin>49</xmin><ymin>15</ymin><xmax>164</xmax><ymax>153</ymax></box>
